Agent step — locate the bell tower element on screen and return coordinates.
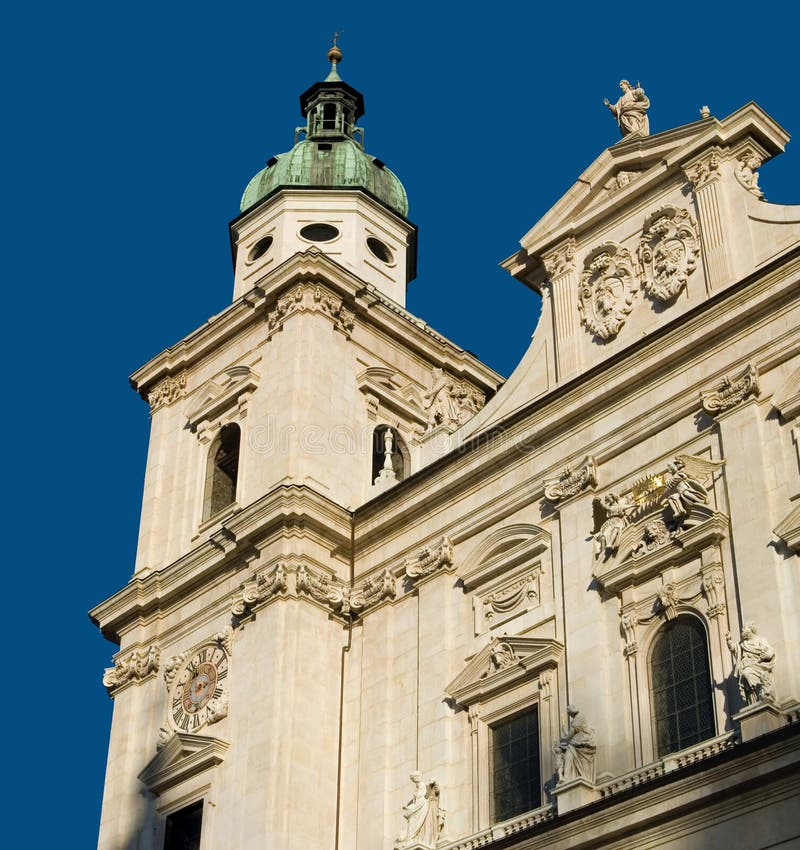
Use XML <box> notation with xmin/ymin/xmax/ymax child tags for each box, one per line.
<box><xmin>231</xmin><ymin>42</ymin><xmax>417</xmax><ymax>305</ymax></box>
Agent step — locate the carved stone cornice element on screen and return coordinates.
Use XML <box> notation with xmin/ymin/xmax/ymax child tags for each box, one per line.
<box><xmin>148</xmin><ymin>373</ymin><xmax>187</xmax><ymax>411</ymax></box>
<box><xmin>266</xmin><ymin>285</ymin><xmax>304</xmax><ymax>336</ymax></box>
<box><xmin>231</xmin><ymin>564</ymin><xmax>288</xmax><ymax>620</ymax></box>
<box><xmin>578</xmin><ymin>243</ymin><xmax>638</xmax><ymax>340</ymax></box>
<box><xmin>403</xmin><ymin>536</ymin><xmax>455</xmax><ymax>586</ymax></box>
<box><xmin>542</xmin><ymin>239</ymin><xmax>576</xmax><ymax>281</ymax></box>
<box><xmin>701</xmin><ymin>363</ymin><xmax>760</xmax><ymax>415</ymax></box>
<box><xmin>313</xmin><ymin>285</ymin><xmax>355</xmax><ymax>338</ymax></box>
<box><xmin>544</xmin><ymin>455</ymin><xmax>597</xmax><ymax>504</ymax></box>
<box><xmin>296</xmin><ymin>564</ymin><xmax>350</xmax><ymax>616</ymax></box>
<box><xmin>103</xmin><ymin>644</ymin><xmax>161</xmax><ymax>696</ymax></box>
<box><xmin>639</xmin><ymin>205</ymin><xmax>699</xmax><ymax>302</ymax></box>
<box><xmin>350</xmin><ymin>568</ymin><xmax>397</xmax><ymax>613</ymax></box>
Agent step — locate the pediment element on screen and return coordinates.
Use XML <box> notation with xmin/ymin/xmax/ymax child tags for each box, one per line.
<box><xmin>504</xmin><ymin>102</ymin><xmax>789</xmax><ymax>287</ymax></box>
<box><xmin>186</xmin><ymin>365</ymin><xmax>259</xmax><ymax>431</ymax></box>
<box><xmin>138</xmin><ymin>732</ymin><xmax>229</xmax><ymax>796</ymax></box>
<box><xmin>446</xmin><ymin>636</ymin><xmax>563</xmax><ymax>707</ymax></box>
<box><xmin>461</xmin><ymin>524</ymin><xmax>549</xmax><ymax>590</ymax></box>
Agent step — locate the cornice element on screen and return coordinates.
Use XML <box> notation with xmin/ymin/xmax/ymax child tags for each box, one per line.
<box><xmin>130</xmin><ymin>251</ymin><xmax>502</xmax><ymax>400</ymax></box>
<box><xmin>89</xmin><ymin>485</ymin><xmax>352</xmax><ymax>644</ymax></box>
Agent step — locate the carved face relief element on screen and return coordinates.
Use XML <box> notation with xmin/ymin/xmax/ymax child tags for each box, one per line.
<box><xmin>578</xmin><ymin>244</ymin><xmax>637</xmax><ymax>340</ymax></box>
<box><xmin>639</xmin><ymin>207</ymin><xmax>699</xmax><ymax>302</ymax></box>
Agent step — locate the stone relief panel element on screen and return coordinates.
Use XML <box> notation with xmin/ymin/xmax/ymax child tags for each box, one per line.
<box><xmin>103</xmin><ymin>644</ymin><xmax>161</xmax><ymax>696</ymax></box>
<box><xmin>476</xmin><ymin>568</ymin><xmax>542</xmax><ymax>633</ymax></box>
<box><xmin>578</xmin><ymin>243</ymin><xmax>638</xmax><ymax>340</ymax></box>
<box><xmin>148</xmin><ymin>373</ymin><xmax>187</xmax><ymax>411</ymax></box>
<box><xmin>701</xmin><ymin>363</ymin><xmax>760</xmax><ymax>416</ymax></box>
<box><xmin>421</xmin><ymin>368</ymin><xmax>485</xmax><ymax>433</ymax></box>
<box><xmin>639</xmin><ymin>206</ymin><xmax>700</xmax><ymax>302</ymax></box>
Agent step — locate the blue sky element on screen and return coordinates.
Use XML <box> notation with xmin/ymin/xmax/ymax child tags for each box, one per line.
<box><xmin>7</xmin><ymin>2</ymin><xmax>798</xmax><ymax>844</ymax></box>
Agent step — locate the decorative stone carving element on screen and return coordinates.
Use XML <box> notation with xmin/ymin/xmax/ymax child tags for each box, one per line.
<box><xmin>701</xmin><ymin>364</ymin><xmax>760</xmax><ymax>415</ymax></box>
<box><xmin>538</xmin><ymin>669</ymin><xmax>554</xmax><ymax>699</ymax></box>
<box><xmin>592</xmin><ymin>492</ymin><xmax>636</xmax><ymax>560</ymax></box>
<box><xmin>543</xmin><ymin>239</ymin><xmax>576</xmax><ymax>280</ymax></box>
<box><xmin>604</xmin><ymin>79</ymin><xmax>650</xmax><ymax>137</ymax></box>
<box><xmin>656</xmin><ymin>582</ymin><xmax>679</xmax><ymax>620</ymax></box>
<box><xmin>684</xmin><ymin>149</ymin><xmax>721</xmax><ymax>190</ymax></box>
<box><xmin>579</xmin><ymin>244</ymin><xmax>638</xmax><ymax>340</ymax></box>
<box><xmin>103</xmin><ymin>644</ymin><xmax>161</xmax><ymax>695</ymax></box>
<box><xmin>214</xmin><ymin>625</ymin><xmax>234</xmax><ymax>656</ymax></box>
<box><xmin>485</xmin><ymin>641</ymin><xmax>517</xmax><ymax>675</ymax></box>
<box><xmin>296</xmin><ymin>565</ymin><xmax>350</xmax><ymax>616</ymax></box>
<box><xmin>206</xmin><ymin>692</ymin><xmax>229</xmax><ymax>724</ymax></box>
<box><xmin>603</xmin><ymin>169</ymin><xmax>644</xmax><ymax>194</ymax></box>
<box><xmin>148</xmin><ymin>373</ymin><xmax>187</xmax><ymax>410</ymax></box>
<box><xmin>482</xmin><ymin>572</ymin><xmax>539</xmax><ymax>623</ymax></box>
<box><xmin>421</xmin><ymin>368</ymin><xmax>484</xmax><ymax>431</ymax></box>
<box><xmin>156</xmin><ymin>726</ymin><xmax>172</xmax><ymax>751</ymax></box>
<box><xmin>231</xmin><ymin>565</ymin><xmax>287</xmax><ymax>619</ymax></box>
<box><xmin>734</xmin><ymin>149</ymin><xmax>764</xmax><ymax>198</ymax></box>
<box><xmin>553</xmin><ymin>705</ymin><xmax>597</xmax><ymax>784</ymax></box>
<box><xmin>163</xmin><ymin>653</ymin><xmax>187</xmax><ymax>688</ymax></box>
<box><xmin>314</xmin><ymin>286</ymin><xmax>355</xmax><ymax>337</ymax></box>
<box><xmin>266</xmin><ymin>286</ymin><xmax>304</xmax><ymax>336</ymax></box>
<box><xmin>631</xmin><ymin>518</ymin><xmax>674</xmax><ymax>558</ymax></box>
<box><xmin>701</xmin><ymin>567</ymin><xmax>726</xmax><ymax>618</ymax></box>
<box><xmin>619</xmin><ymin>609</ymin><xmax>638</xmax><ymax>657</ymax></box>
<box><xmin>726</xmin><ymin>622</ymin><xmax>776</xmax><ymax>705</ymax></box>
<box><xmin>395</xmin><ymin>771</ymin><xmax>446</xmax><ymax>850</ymax></box>
<box><xmin>404</xmin><ymin>536</ymin><xmax>455</xmax><ymax>584</ymax></box>
<box><xmin>633</xmin><ymin>454</ymin><xmax>725</xmax><ymax>529</ymax></box>
<box><xmin>639</xmin><ymin>206</ymin><xmax>700</xmax><ymax>301</ymax></box>
<box><xmin>544</xmin><ymin>455</ymin><xmax>597</xmax><ymax>504</ymax></box>
<box><xmin>350</xmin><ymin>569</ymin><xmax>397</xmax><ymax>614</ymax></box>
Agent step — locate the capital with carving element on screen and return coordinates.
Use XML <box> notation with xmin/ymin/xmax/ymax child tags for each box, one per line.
<box><xmin>701</xmin><ymin>364</ymin><xmax>760</xmax><ymax>416</ymax></box>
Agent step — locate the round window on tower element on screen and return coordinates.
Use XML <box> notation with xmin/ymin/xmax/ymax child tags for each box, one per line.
<box><xmin>299</xmin><ymin>223</ymin><xmax>340</xmax><ymax>243</ymax></box>
<box><xmin>247</xmin><ymin>235</ymin><xmax>274</xmax><ymax>263</ymax></box>
<box><xmin>366</xmin><ymin>237</ymin><xmax>394</xmax><ymax>264</ymax></box>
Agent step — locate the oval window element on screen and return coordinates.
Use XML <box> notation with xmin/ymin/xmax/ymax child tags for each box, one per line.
<box><xmin>299</xmin><ymin>223</ymin><xmax>339</xmax><ymax>242</ymax></box>
<box><xmin>367</xmin><ymin>237</ymin><xmax>393</xmax><ymax>264</ymax></box>
<box><xmin>247</xmin><ymin>236</ymin><xmax>273</xmax><ymax>262</ymax></box>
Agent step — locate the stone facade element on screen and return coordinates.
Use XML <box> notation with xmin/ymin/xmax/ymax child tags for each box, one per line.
<box><xmin>91</xmin><ymin>63</ymin><xmax>800</xmax><ymax>850</ymax></box>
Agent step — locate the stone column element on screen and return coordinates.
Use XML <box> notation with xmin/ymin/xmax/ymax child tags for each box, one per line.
<box><xmin>542</xmin><ymin>239</ymin><xmax>580</xmax><ymax>382</ymax></box>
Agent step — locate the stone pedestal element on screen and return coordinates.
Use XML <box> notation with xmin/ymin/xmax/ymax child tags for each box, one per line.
<box><xmin>733</xmin><ymin>701</ymin><xmax>786</xmax><ymax>743</ymax></box>
<box><xmin>552</xmin><ymin>777</ymin><xmax>600</xmax><ymax>815</ymax></box>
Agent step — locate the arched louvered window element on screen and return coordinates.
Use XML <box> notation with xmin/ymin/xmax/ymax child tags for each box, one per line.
<box><xmin>649</xmin><ymin>616</ymin><xmax>715</xmax><ymax>756</ymax></box>
<box><xmin>203</xmin><ymin>423</ymin><xmax>241</xmax><ymax>520</ymax></box>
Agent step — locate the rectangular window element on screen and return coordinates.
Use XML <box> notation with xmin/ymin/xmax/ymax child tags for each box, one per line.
<box><xmin>491</xmin><ymin>705</ymin><xmax>541</xmax><ymax>822</ymax></box>
<box><xmin>164</xmin><ymin>800</ymin><xmax>203</xmax><ymax>850</ymax></box>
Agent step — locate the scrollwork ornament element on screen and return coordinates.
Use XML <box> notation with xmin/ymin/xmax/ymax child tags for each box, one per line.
<box><xmin>701</xmin><ymin>364</ymin><xmax>760</xmax><ymax>415</ymax></box>
<box><xmin>578</xmin><ymin>244</ymin><xmax>638</xmax><ymax>340</ymax></box>
<box><xmin>639</xmin><ymin>206</ymin><xmax>699</xmax><ymax>301</ymax></box>
<box><xmin>404</xmin><ymin>536</ymin><xmax>455</xmax><ymax>584</ymax></box>
<box><xmin>544</xmin><ymin>455</ymin><xmax>597</xmax><ymax>503</ymax></box>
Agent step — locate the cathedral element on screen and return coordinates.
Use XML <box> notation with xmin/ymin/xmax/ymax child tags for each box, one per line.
<box><xmin>91</xmin><ymin>44</ymin><xmax>800</xmax><ymax>850</ymax></box>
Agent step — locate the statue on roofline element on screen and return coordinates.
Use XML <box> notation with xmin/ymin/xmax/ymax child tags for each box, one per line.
<box><xmin>604</xmin><ymin>80</ymin><xmax>650</xmax><ymax>137</ymax></box>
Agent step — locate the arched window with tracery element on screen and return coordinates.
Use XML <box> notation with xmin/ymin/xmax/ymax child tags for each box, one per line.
<box><xmin>649</xmin><ymin>615</ymin><xmax>715</xmax><ymax>757</ymax></box>
<box><xmin>203</xmin><ymin>423</ymin><xmax>241</xmax><ymax>520</ymax></box>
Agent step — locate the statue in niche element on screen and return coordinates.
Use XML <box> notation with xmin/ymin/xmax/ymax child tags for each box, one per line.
<box><xmin>553</xmin><ymin>705</ymin><xmax>597</xmax><ymax>784</ymax></box>
<box><xmin>592</xmin><ymin>492</ymin><xmax>636</xmax><ymax>560</ymax></box>
<box><xmin>726</xmin><ymin>622</ymin><xmax>776</xmax><ymax>705</ymax></box>
<box><xmin>604</xmin><ymin>80</ymin><xmax>650</xmax><ymax>137</ymax></box>
<box><xmin>395</xmin><ymin>771</ymin><xmax>445</xmax><ymax>849</ymax></box>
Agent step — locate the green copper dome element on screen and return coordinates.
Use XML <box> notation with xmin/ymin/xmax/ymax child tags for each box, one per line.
<box><xmin>240</xmin><ymin>46</ymin><xmax>408</xmax><ymax>217</ymax></box>
<box><xmin>240</xmin><ymin>137</ymin><xmax>408</xmax><ymax>216</ymax></box>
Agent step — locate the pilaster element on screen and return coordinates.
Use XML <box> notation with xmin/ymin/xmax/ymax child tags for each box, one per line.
<box><xmin>542</xmin><ymin>239</ymin><xmax>580</xmax><ymax>381</ymax></box>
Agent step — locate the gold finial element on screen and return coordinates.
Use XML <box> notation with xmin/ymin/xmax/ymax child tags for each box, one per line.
<box><xmin>328</xmin><ymin>31</ymin><xmax>343</xmax><ymax>66</ymax></box>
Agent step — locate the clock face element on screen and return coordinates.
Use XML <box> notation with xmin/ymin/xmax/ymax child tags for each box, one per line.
<box><xmin>170</xmin><ymin>644</ymin><xmax>228</xmax><ymax>732</ymax></box>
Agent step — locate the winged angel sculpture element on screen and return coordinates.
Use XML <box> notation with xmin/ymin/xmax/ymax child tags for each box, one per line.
<box><xmin>592</xmin><ymin>455</ymin><xmax>725</xmax><ymax>561</ymax></box>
